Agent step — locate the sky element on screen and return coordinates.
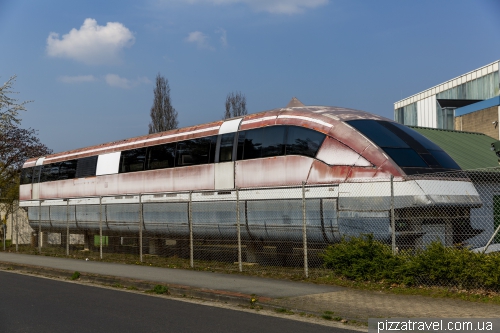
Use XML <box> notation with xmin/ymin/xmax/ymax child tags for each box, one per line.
<box><xmin>1</xmin><ymin>0</ymin><xmax>500</xmax><ymax>154</ymax></box>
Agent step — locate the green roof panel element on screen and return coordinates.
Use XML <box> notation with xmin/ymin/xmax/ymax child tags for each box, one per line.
<box><xmin>409</xmin><ymin>126</ymin><xmax>499</xmax><ymax>170</ymax></box>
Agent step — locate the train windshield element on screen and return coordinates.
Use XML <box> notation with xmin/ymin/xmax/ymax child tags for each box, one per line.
<box><xmin>347</xmin><ymin>120</ymin><xmax>460</xmax><ymax>175</ymax></box>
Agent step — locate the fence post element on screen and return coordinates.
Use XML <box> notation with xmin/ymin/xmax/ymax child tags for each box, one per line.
<box><xmin>10</xmin><ymin>205</ymin><xmax>13</xmax><ymax>248</ymax></box>
<box><xmin>391</xmin><ymin>175</ymin><xmax>396</xmax><ymax>255</ymax></box>
<box><xmin>38</xmin><ymin>200</ymin><xmax>42</xmax><ymax>253</ymax></box>
<box><xmin>15</xmin><ymin>202</ymin><xmax>18</xmax><ymax>252</ymax></box>
<box><xmin>302</xmin><ymin>181</ymin><xmax>308</xmax><ymax>278</ymax></box>
<box><xmin>139</xmin><ymin>195</ymin><xmax>143</xmax><ymax>263</ymax></box>
<box><xmin>236</xmin><ymin>187</ymin><xmax>242</xmax><ymax>272</ymax></box>
<box><xmin>189</xmin><ymin>191</ymin><xmax>193</xmax><ymax>268</ymax></box>
<box><xmin>99</xmin><ymin>196</ymin><xmax>103</xmax><ymax>260</ymax></box>
<box><xmin>66</xmin><ymin>199</ymin><xmax>69</xmax><ymax>256</ymax></box>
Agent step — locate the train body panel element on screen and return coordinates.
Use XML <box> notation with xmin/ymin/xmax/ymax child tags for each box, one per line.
<box><xmin>19</xmin><ymin>105</ymin><xmax>482</xmax><ymax>248</ymax></box>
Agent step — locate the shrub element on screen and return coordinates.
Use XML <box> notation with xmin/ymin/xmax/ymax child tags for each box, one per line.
<box><xmin>321</xmin><ymin>234</ymin><xmax>403</xmax><ymax>282</ymax></box>
<box><xmin>321</xmin><ymin>235</ymin><xmax>500</xmax><ymax>291</ymax></box>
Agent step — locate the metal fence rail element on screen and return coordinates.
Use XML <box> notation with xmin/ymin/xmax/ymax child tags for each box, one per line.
<box><xmin>6</xmin><ymin>168</ymin><xmax>500</xmax><ymax>291</ymax></box>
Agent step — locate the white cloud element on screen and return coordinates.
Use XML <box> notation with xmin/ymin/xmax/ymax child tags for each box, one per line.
<box><xmin>105</xmin><ymin>74</ymin><xmax>151</xmax><ymax>89</ymax></box>
<box><xmin>46</xmin><ymin>18</ymin><xmax>135</xmax><ymax>65</ymax></box>
<box><xmin>105</xmin><ymin>74</ymin><xmax>132</xmax><ymax>89</ymax></box>
<box><xmin>186</xmin><ymin>31</ymin><xmax>214</xmax><ymax>50</ymax></box>
<box><xmin>181</xmin><ymin>0</ymin><xmax>328</xmax><ymax>14</ymax></box>
<box><xmin>216</xmin><ymin>28</ymin><xmax>227</xmax><ymax>47</ymax></box>
<box><xmin>58</xmin><ymin>75</ymin><xmax>97</xmax><ymax>83</ymax></box>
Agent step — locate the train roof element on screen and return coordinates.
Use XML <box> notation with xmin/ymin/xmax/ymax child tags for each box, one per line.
<box><xmin>23</xmin><ymin>104</ymin><xmax>392</xmax><ymax>167</ymax></box>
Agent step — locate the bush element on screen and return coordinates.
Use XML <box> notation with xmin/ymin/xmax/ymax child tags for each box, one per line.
<box><xmin>321</xmin><ymin>235</ymin><xmax>500</xmax><ymax>291</ymax></box>
<box><xmin>321</xmin><ymin>234</ymin><xmax>403</xmax><ymax>282</ymax></box>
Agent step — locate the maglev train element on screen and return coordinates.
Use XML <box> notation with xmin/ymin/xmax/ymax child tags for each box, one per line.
<box><xmin>19</xmin><ymin>101</ymin><xmax>482</xmax><ymax>249</ymax></box>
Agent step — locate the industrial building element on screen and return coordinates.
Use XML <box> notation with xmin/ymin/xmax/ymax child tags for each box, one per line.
<box><xmin>394</xmin><ymin>60</ymin><xmax>500</xmax><ymax>131</ymax></box>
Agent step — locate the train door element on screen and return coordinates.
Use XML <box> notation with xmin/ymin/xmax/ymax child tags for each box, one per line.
<box><xmin>31</xmin><ymin>157</ymin><xmax>45</xmax><ymax>199</ymax></box>
<box><xmin>215</xmin><ymin>118</ymin><xmax>242</xmax><ymax>190</ymax></box>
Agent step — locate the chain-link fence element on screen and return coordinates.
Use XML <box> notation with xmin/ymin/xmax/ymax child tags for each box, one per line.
<box><xmin>6</xmin><ymin>168</ymin><xmax>500</xmax><ymax>291</ymax></box>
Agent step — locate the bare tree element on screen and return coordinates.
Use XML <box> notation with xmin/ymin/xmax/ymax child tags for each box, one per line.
<box><xmin>224</xmin><ymin>91</ymin><xmax>247</xmax><ymax>119</ymax></box>
<box><xmin>0</xmin><ymin>75</ymin><xmax>29</xmax><ymax>130</ymax></box>
<box><xmin>148</xmin><ymin>73</ymin><xmax>178</xmax><ymax>134</ymax></box>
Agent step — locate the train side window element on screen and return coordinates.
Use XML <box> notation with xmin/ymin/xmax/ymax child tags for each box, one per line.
<box><xmin>47</xmin><ymin>163</ymin><xmax>61</xmax><ymax>182</ymax></box>
<box><xmin>347</xmin><ymin>120</ymin><xmax>409</xmax><ymax>148</ymax></box>
<box><xmin>20</xmin><ymin>167</ymin><xmax>34</xmax><ymax>185</ymax></box>
<box><xmin>176</xmin><ymin>136</ymin><xmax>217</xmax><ymax>167</ymax></box>
<box><xmin>120</xmin><ymin>148</ymin><xmax>147</xmax><ymax>173</ymax></box>
<box><xmin>146</xmin><ymin>143</ymin><xmax>176</xmax><ymax>170</ymax></box>
<box><xmin>237</xmin><ymin>126</ymin><xmax>286</xmax><ymax>160</ymax></box>
<box><xmin>39</xmin><ymin>164</ymin><xmax>57</xmax><ymax>183</ymax></box>
<box><xmin>383</xmin><ymin>148</ymin><xmax>427</xmax><ymax>167</ymax></box>
<box><xmin>58</xmin><ymin>160</ymin><xmax>77</xmax><ymax>180</ymax></box>
<box><xmin>237</xmin><ymin>128</ymin><xmax>263</xmax><ymax>160</ymax></box>
<box><xmin>285</xmin><ymin>126</ymin><xmax>325</xmax><ymax>158</ymax></box>
<box><xmin>261</xmin><ymin>126</ymin><xmax>286</xmax><ymax>158</ymax></box>
<box><xmin>219</xmin><ymin>133</ymin><xmax>235</xmax><ymax>162</ymax></box>
<box><xmin>76</xmin><ymin>156</ymin><xmax>98</xmax><ymax>178</ymax></box>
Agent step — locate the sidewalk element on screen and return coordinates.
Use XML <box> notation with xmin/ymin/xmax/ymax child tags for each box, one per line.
<box><xmin>1</xmin><ymin>253</ymin><xmax>499</xmax><ymax>323</ymax></box>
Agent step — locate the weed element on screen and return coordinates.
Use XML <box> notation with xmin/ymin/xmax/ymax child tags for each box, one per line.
<box><xmin>126</xmin><ymin>286</ymin><xmax>138</xmax><ymax>291</ymax></box>
<box><xmin>321</xmin><ymin>314</ymin><xmax>332</xmax><ymax>320</ymax></box>
<box><xmin>153</xmin><ymin>285</ymin><xmax>169</xmax><ymax>294</ymax></box>
<box><xmin>70</xmin><ymin>271</ymin><xmax>80</xmax><ymax>280</ymax></box>
<box><xmin>275</xmin><ymin>308</ymin><xmax>294</xmax><ymax>315</ymax></box>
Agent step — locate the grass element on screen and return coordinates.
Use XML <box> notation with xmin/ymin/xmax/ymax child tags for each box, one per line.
<box><xmin>150</xmin><ymin>285</ymin><xmax>168</xmax><ymax>295</ymax></box>
<box><xmin>4</xmin><ymin>243</ymin><xmax>500</xmax><ymax>304</ymax></box>
<box><xmin>275</xmin><ymin>308</ymin><xmax>294</xmax><ymax>315</ymax></box>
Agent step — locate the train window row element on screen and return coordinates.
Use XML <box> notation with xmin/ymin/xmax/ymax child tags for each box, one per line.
<box><xmin>20</xmin><ymin>125</ymin><xmax>326</xmax><ymax>185</ymax></box>
<box><xmin>20</xmin><ymin>156</ymin><xmax>98</xmax><ymax>185</ymax></box>
<box><xmin>119</xmin><ymin>136</ymin><xmax>217</xmax><ymax>173</ymax></box>
<box><xmin>347</xmin><ymin>120</ymin><xmax>460</xmax><ymax>173</ymax></box>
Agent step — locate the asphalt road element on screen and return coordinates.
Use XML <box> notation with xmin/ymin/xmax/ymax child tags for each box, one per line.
<box><xmin>0</xmin><ymin>271</ymin><xmax>356</xmax><ymax>333</ymax></box>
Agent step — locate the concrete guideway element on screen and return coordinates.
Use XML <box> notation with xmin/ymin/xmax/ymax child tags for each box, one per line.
<box><xmin>1</xmin><ymin>252</ymin><xmax>499</xmax><ymax>325</ymax></box>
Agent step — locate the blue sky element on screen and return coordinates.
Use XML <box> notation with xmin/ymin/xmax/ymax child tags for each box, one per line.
<box><xmin>1</xmin><ymin>0</ymin><xmax>499</xmax><ymax>153</ymax></box>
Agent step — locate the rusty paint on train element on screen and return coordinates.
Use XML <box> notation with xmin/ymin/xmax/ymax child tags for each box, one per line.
<box><xmin>21</xmin><ymin>105</ymin><xmax>412</xmax><ymax>200</ymax></box>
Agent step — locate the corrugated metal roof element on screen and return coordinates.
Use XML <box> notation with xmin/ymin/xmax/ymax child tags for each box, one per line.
<box><xmin>410</xmin><ymin>126</ymin><xmax>499</xmax><ymax>170</ymax></box>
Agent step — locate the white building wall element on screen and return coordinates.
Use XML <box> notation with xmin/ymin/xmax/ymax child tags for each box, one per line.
<box><xmin>395</xmin><ymin>60</ymin><xmax>500</xmax><ymax>110</ymax></box>
<box><xmin>417</xmin><ymin>95</ymin><xmax>437</xmax><ymax>127</ymax></box>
